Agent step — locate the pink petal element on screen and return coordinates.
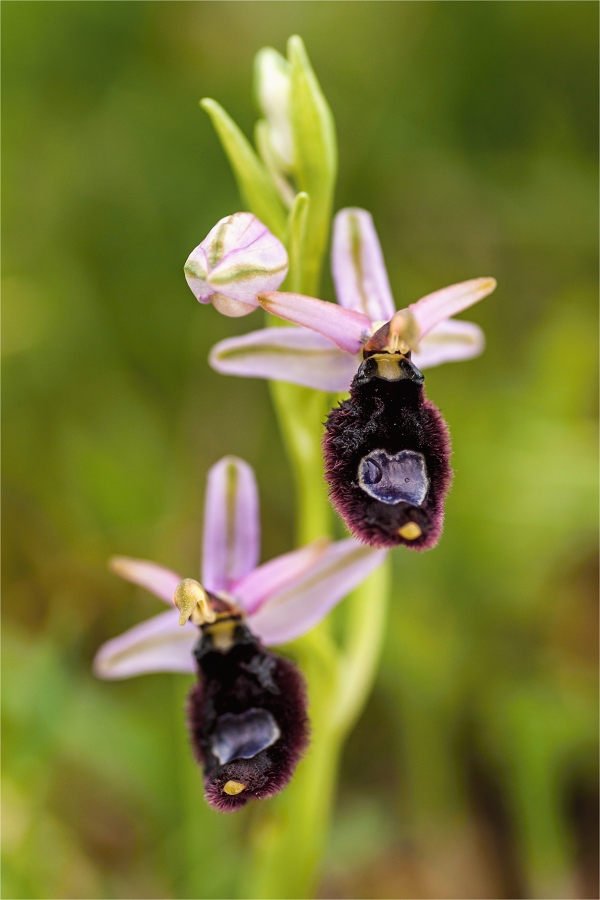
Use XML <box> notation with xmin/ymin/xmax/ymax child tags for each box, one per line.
<box><xmin>259</xmin><ymin>292</ymin><xmax>372</xmax><ymax>354</ymax></box>
<box><xmin>412</xmin><ymin>319</ymin><xmax>485</xmax><ymax>370</ymax></box>
<box><xmin>233</xmin><ymin>538</ymin><xmax>330</xmax><ymax>615</ymax></box>
<box><xmin>202</xmin><ymin>456</ymin><xmax>260</xmax><ymax>594</ymax></box>
<box><xmin>93</xmin><ymin>609</ymin><xmax>197</xmax><ymax>679</ymax></box>
<box><xmin>408</xmin><ymin>277</ymin><xmax>496</xmax><ymax>339</ymax></box>
<box><xmin>247</xmin><ymin>540</ymin><xmax>387</xmax><ymax>646</ymax></box>
<box><xmin>209</xmin><ymin>326</ymin><xmax>359</xmax><ymax>392</ymax></box>
<box><xmin>108</xmin><ymin>557</ymin><xmax>183</xmax><ymax>604</ymax></box>
<box><xmin>332</xmin><ymin>208</ymin><xmax>395</xmax><ymax>321</ymax></box>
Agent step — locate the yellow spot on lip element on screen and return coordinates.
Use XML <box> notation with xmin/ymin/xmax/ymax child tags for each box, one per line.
<box><xmin>223</xmin><ymin>780</ymin><xmax>246</xmax><ymax>795</ymax></box>
<box><xmin>398</xmin><ymin>522</ymin><xmax>422</xmax><ymax>540</ymax></box>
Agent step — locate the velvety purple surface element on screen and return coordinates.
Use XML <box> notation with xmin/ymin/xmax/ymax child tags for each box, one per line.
<box><xmin>187</xmin><ymin>625</ymin><xmax>309</xmax><ymax>812</ymax></box>
<box><xmin>323</xmin><ymin>375</ymin><xmax>452</xmax><ymax>551</ymax></box>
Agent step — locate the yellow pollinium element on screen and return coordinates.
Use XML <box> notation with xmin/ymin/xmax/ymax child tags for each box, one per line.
<box><xmin>223</xmin><ymin>780</ymin><xmax>246</xmax><ymax>795</ymax></box>
<box><xmin>173</xmin><ymin>579</ymin><xmax>216</xmax><ymax>626</ymax></box>
<box><xmin>398</xmin><ymin>522</ymin><xmax>422</xmax><ymax>540</ymax></box>
<box><xmin>387</xmin><ymin>308</ymin><xmax>420</xmax><ymax>352</ymax></box>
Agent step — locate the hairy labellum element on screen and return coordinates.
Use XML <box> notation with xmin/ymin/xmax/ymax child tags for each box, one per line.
<box><xmin>187</xmin><ymin>605</ymin><xmax>309</xmax><ymax>812</ymax></box>
<box><xmin>324</xmin><ymin>325</ymin><xmax>451</xmax><ymax>550</ymax></box>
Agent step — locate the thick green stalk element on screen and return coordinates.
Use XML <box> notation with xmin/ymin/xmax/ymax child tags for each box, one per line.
<box><xmin>242</xmin><ymin>379</ymin><xmax>391</xmax><ymax>899</ymax></box>
<box><xmin>269</xmin><ymin>380</ymin><xmax>330</xmax><ymax>546</ymax></box>
<box><xmin>202</xmin><ymin>36</ymin><xmax>390</xmax><ymax>899</ymax></box>
<box><xmin>243</xmin><ymin>626</ymin><xmax>341</xmax><ymax>899</ymax></box>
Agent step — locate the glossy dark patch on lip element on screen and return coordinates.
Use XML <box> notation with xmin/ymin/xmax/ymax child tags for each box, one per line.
<box><xmin>187</xmin><ymin>622</ymin><xmax>309</xmax><ymax>811</ymax></box>
<box><xmin>323</xmin><ymin>359</ymin><xmax>451</xmax><ymax>550</ymax></box>
<box><xmin>358</xmin><ymin>449</ymin><xmax>429</xmax><ymax>506</ymax></box>
<box><xmin>211</xmin><ymin>708</ymin><xmax>281</xmax><ymax>765</ymax></box>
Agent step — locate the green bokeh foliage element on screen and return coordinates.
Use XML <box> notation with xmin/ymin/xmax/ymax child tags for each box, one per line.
<box><xmin>3</xmin><ymin>3</ymin><xmax>598</xmax><ymax>898</ymax></box>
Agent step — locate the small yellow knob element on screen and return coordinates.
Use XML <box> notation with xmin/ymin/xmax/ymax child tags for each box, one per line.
<box><xmin>398</xmin><ymin>522</ymin><xmax>422</xmax><ymax>540</ymax></box>
<box><xmin>223</xmin><ymin>780</ymin><xmax>246</xmax><ymax>795</ymax></box>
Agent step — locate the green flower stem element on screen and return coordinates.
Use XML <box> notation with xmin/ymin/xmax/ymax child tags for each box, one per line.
<box><xmin>269</xmin><ymin>380</ymin><xmax>331</xmax><ymax>547</ymax></box>
<box><xmin>242</xmin><ymin>380</ymin><xmax>391</xmax><ymax>899</ymax></box>
<box><xmin>244</xmin><ymin>627</ymin><xmax>341</xmax><ymax>900</ymax></box>
<box><xmin>334</xmin><ymin>558</ymin><xmax>391</xmax><ymax>735</ymax></box>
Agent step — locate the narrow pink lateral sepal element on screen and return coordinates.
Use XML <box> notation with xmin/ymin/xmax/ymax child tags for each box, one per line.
<box><xmin>209</xmin><ymin>326</ymin><xmax>359</xmax><ymax>392</ymax></box>
<box><xmin>93</xmin><ymin>609</ymin><xmax>197</xmax><ymax>679</ymax></box>
<box><xmin>108</xmin><ymin>557</ymin><xmax>183</xmax><ymax>604</ymax></box>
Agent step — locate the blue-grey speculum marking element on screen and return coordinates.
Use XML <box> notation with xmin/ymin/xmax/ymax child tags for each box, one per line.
<box><xmin>358</xmin><ymin>449</ymin><xmax>429</xmax><ymax>506</ymax></box>
<box><xmin>212</xmin><ymin>708</ymin><xmax>281</xmax><ymax>765</ymax></box>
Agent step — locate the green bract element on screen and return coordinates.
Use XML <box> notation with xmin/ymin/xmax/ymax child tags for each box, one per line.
<box><xmin>202</xmin><ymin>36</ymin><xmax>337</xmax><ymax>298</ymax></box>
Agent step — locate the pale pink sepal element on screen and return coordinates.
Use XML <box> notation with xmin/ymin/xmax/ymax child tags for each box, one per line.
<box><xmin>184</xmin><ymin>213</ymin><xmax>288</xmax><ymax>314</ymax></box>
<box><xmin>332</xmin><ymin>208</ymin><xmax>395</xmax><ymax>322</ymax></box>
<box><xmin>93</xmin><ymin>609</ymin><xmax>197</xmax><ymax>679</ymax></box>
<box><xmin>209</xmin><ymin>327</ymin><xmax>359</xmax><ymax>392</ymax></box>
<box><xmin>108</xmin><ymin>557</ymin><xmax>183</xmax><ymax>604</ymax></box>
<box><xmin>412</xmin><ymin>319</ymin><xmax>485</xmax><ymax>370</ymax></box>
<box><xmin>259</xmin><ymin>292</ymin><xmax>371</xmax><ymax>354</ymax></box>
<box><xmin>247</xmin><ymin>540</ymin><xmax>387</xmax><ymax>646</ymax></box>
<box><xmin>202</xmin><ymin>456</ymin><xmax>260</xmax><ymax>594</ymax></box>
<box><xmin>234</xmin><ymin>538</ymin><xmax>329</xmax><ymax>615</ymax></box>
<box><xmin>408</xmin><ymin>277</ymin><xmax>496</xmax><ymax>339</ymax></box>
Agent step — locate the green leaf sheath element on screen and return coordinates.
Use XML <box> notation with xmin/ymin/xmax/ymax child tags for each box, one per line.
<box><xmin>286</xmin><ymin>191</ymin><xmax>310</xmax><ymax>293</ymax></box>
<box><xmin>288</xmin><ymin>36</ymin><xmax>337</xmax><ymax>297</ymax></box>
<box><xmin>200</xmin><ymin>98</ymin><xmax>287</xmax><ymax>241</ymax></box>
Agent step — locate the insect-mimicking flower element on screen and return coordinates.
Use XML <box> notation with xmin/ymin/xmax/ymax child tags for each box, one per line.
<box><xmin>208</xmin><ymin>209</ymin><xmax>496</xmax><ymax>551</ymax></box>
<box><xmin>184</xmin><ymin>212</ymin><xmax>288</xmax><ymax>318</ymax></box>
<box><xmin>94</xmin><ymin>456</ymin><xmax>385</xmax><ymax>811</ymax></box>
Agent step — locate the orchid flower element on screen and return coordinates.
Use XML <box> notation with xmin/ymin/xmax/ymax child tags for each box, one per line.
<box><xmin>94</xmin><ymin>456</ymin><xmax>385</xmax><ymax>810</ymax></box>
<box><xmin>204</xmin><ymin>210</ymin><xmax>496</xmax><ymax>551</ymax></box>
<box><xmin>209</xmin><ymin>207</ymin><xmax>496</xmax><ymax>389</ymax></box>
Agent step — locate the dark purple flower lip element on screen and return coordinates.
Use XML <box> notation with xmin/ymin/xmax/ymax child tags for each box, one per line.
<box><xmin>187</xmin><ymin>601</ymin><xmax>309</xmax><ymax>812</ymax></box>
<box><xmin>324</xmin><ymin>337</ymin><xmax>452</xmax><ymax>551</ymax></box>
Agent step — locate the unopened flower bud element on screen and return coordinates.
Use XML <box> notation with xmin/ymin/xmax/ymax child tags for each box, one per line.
<box><xmin>255</xmin><ymin>48</ymin><xmax>294</xmax><ymax>172</ymax></box>
<box><xmin>185</xmin><ymin>213</ymin><xmax>288</xmax><ymax>317</ymax></box>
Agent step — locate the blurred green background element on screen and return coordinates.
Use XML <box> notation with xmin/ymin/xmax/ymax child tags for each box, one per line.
<box><xmin>2</xmin><ymin>2</ymin><xmax>598</xmax><ymax>898</ymax></box>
